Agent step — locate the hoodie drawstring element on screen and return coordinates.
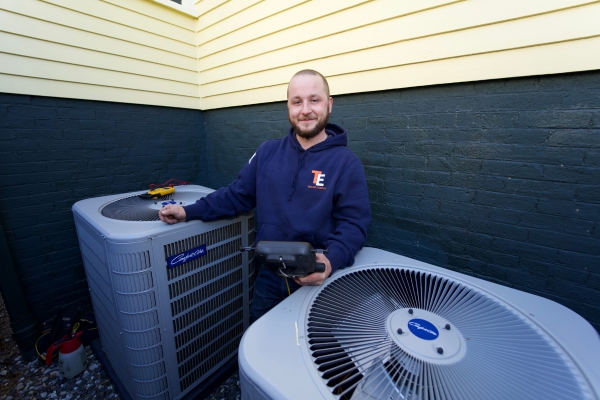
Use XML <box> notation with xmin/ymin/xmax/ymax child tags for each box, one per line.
<box><xmin>288</xmin><ymin>151</ymin><xmax>306</xmax><ymax>201</ymax></box>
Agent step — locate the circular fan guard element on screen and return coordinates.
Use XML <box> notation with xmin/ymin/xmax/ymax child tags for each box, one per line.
<box><xmin>100</xmin><ymin>191</ymin><xmax>201</xmax><ymax>221</ymax></box>
<box><xmin>307</xmin><ymin>267</ymin><xmax>592</xmax><ymax>400</ymax></box>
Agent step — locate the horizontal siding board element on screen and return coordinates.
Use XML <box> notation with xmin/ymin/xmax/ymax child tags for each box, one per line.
<box><xmin>195</xmin><ymin>0</ymin><xmax>229</xmax><ymax>18</ymax></box>
<box><xmin>0</xmin><ymin>32</ymin><xmax>198</xmax><ymax>85</ymax></box>
<box><xmin>200</xmin><ymin>83</ymin><xmax>282</xmax><ymax>110</ymax></box>
<box><xmin>0</xmin><ymin>74</ymin><xmax>199</xmax><ymax>109</ymax></box>
<box><xmin>1</xmin><ymin>0</ymin><xmax>597</xmax><ymax>109</ymax></box>
<box><xmin>0</xmin><ymin>0</ymin><xmax>199</xmax><ymax>110</ymax></box>
<box><xmin>41</xmin><ymin>0</ymin><xmax>195</xmax><ymax>43</ymax></box>
<box><xmin>101</xmin><ymin>0</ymin><xmax>197</xmax><ymax>27</ymax></box>
<box><xmin>199</xmin><ymin>0</ymin><xmax>595</xmax><ymax>81</ymax></box>
<box><xmin>199</xmin><ymin>2</ymin><xmax>600</xmax><ymax>96</ymax></box>
<box><xmin>0</xmin><ymin>10</ymin><xmax>197</xmax><ymax>71</ymax></box>
<box><xmin>0</xmin><ymin>53</ymin><xmax>199</xmax><ymax>98</ymax></box>
<box><xmin>329</xmin><ymin>36</ymin><xmax>600</xmax><ymax>97</ymax></box>
<box><xmin>197</xmin><ymin>0</ymin><xmax>371</xmax><ymax>61</ymax></box>
<box><xmin>0</xmin><ymin>1</ymin><xmax>195</xmax><ymax>57</ymax></box>
<box><xmin>197</xmin><ymin>0</ymin><xmax>306</xmax><ymax>46</ymax></box>
<box><xmin>197</xmin><ymin>0</ymin><xmax>262</xmax><ymax>31</ymax></box>
<box><xmin>201</xmin><ymin>36</ymin><xmax>600</xmax><ymax>109</ymax></box>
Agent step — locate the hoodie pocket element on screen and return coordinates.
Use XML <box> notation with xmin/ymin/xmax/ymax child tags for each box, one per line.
<box><xmin>254</xmin><ymin>222</ymin><xmax>316</xmax><ymax>245</ymax></box>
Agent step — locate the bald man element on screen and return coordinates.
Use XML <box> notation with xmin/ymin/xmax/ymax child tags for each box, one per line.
<box><xmin>160</xmin><ymin>70</ymin><xmax>371</xmax><ymax>322</ymax></box>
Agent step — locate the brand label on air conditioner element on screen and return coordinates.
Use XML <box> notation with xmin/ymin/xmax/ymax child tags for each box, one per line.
<box><xmin>167</xmin><ymin>245</ymin><xmax>207</xmax><ymax>268</ymax></box>
<box><xmin>407</xmin><ymin>318</ymin><xmax>439</xmax><ymax>340</ymax></box>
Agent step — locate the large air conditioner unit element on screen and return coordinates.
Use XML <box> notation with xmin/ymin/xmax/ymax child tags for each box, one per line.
<box><xmin>72</xmin><ymin>185</ymin><xmax>255</xmax><ymax>400</ymax></box>
<box><xmin>239</xmin><ymin>247</ymin><xmax>600</xmax><ymax>400</ymax></box>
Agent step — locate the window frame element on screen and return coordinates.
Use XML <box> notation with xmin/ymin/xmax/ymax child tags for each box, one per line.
<box><xmin>148</xmin><ymin>0</ymin><xmax>198</xmax><ymax>17</ymax></box>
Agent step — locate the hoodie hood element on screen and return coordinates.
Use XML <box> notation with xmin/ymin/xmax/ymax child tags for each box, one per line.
<box><xmin>288</xmin><ymin>123</ymin><xmax>348</xmax><ymax>151</ymax></box>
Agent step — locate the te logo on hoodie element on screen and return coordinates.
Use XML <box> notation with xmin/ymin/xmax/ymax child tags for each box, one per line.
<box><xmin>309</xmin><ymin>170</ymin><xmax>326</xmax><ymax>190</ymax></box>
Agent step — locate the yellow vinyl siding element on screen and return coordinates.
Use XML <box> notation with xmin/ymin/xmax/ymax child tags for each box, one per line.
<box><xmin>2</xmin><ymin>11</ymin><xmax>197</xmax><ymax>71</ymax></box>
<box><xmin>195</xmin><ymin>0</ymin><xmax>229</xmax><ymax>18</ymax></box>
<box><xmin>1</xmin><ymin>0</ymin><xmax>598</xmax><ymax>109</ymax></box>
<box><xmin>196</xmin><ymin>0</ymin><xmax>370</xmax><ymax>66</ymax></box>
<box><xmin>197</xmin><ymin>0</ymin><xmax>262</xmax><ymax>33</ymax></box>
<box><xmin>0</xmin><ymin>74</ymin><xmax>197</xmax><ymax>109</ymax></box>
<box><xmin>200</xmin><ymin>1</ymin><xmax>600</xmax><ymax>95</ymax></box>
<box><xmin>197</xmin><ymin>0</ymin><xmax>600</xmax><ymax>109</ymax></box>
<box><xmin>0</xmin><ymin>52</ymin><xmax>198</xmax><ymax>97</ymax></box>
<box><xmin>196</xmin><ymin>0</ymin><xmax>308</xmax><ymax>50</ymax></box>
<box><xmin>0</xmin><ymin>0</ymin><xmax>199</xmax><ymax>108</ymax></box>
<box><xmin>198</xmin><ymin>0</ymin><xmax>459</xmax><ymax>83</ymax></box>
<box><xmin>103</xmin><ymin>0</ymin><xmax>197</xmax><ymax>26</ymax></box>
<box><xmin>329</xmin><ymin>36</ymin><xmax>600</xmax><ymax>96</ymax></box>
<box><xmin>3</xmin><ymin>1</ymin><xmax>196</xmax><ymax>56</ymax></box>
<box><xmin>41</xmin><ymin>0</ymin><xmax>195</xmax><ymax>44</ymax></box>
<box><xmin>203</xmin><ymin>35</ymin><xmax>600</xmax><ymax>110</ymax></box>
<box><xmin>0</xmin><ymin>33</ymin><xmax>197</xmax><ymax>85</ymax></box>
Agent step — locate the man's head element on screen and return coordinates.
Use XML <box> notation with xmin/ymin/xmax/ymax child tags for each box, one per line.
<box><xmin>287</xmin><ymin>70</ymin><xmax>333</xmax><ymax>141</ymax></box>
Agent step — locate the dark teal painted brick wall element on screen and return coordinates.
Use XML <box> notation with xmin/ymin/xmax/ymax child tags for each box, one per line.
<box><xmin>0</xmin><ymin>94</ymin><xmax>206</xmax><ymax>324</ymax></box>
<box><xmin>203</xmin><ymin>103</ymin><xmax>290</xmax><ymax>189</ymax></box>
<box><xmin>1</xmin><ymin>70</ymin><xmax>598</xmax><ymax>333</ymax></box>
<box><xmin>204</xmin><ymin>71</ymin><xmax>600</xmax><ymax>331</ymax></box>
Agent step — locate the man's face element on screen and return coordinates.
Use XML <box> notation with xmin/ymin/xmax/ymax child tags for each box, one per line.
<box><xmin>287</xmin><ymin>74</ymin><xmax>333</xmax><ymax>140</ymax></box>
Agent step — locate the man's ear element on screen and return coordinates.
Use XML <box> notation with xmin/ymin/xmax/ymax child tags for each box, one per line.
<box><xmin>328</xmin><ymin>97</ymin><xmax>333</xmax><ymax>113</ymax></box>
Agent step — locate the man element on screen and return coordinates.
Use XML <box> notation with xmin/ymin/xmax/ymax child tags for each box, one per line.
<box><xmin>160</xmin><ymin>69</ymin><xmax>371</xmax><ymax>321</ymax></box>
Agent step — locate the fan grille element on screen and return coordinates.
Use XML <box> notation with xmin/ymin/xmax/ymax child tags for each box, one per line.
<box><xmin>100</xmin><ymin>191</ymin><xmax>202</xmax><ymax>221</ymax></box>
<box><xmin>307</xmin><ymin>267</ymin><xmax>592</xmax><ymax>400</ymax></box>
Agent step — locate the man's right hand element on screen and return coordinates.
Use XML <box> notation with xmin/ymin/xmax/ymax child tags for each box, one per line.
<box><xmin>159</xmin><ymin>204</ymin><xmax>186</xmax><ymax>224</ymax></box>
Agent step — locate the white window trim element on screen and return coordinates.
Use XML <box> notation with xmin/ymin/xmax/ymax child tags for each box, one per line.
<box><xmin>148</xmin><ymin>0</ymin><xmax>198</xmax><ymax>17</ymax></box>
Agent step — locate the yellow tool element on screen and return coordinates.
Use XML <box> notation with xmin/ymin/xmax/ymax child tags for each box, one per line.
<box><xmin>139</xmin><ymin>186</ymin><xmax>175</xmax><ymax>199</ymax></box>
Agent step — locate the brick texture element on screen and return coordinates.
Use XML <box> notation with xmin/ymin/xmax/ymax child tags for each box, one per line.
<box><xmin>203</xmin><ymin>102</ymin><xmax>290</xmax><ymax>189</ymax></box>
<box><xmin>1</xmin><ymin>70</ymin><xmax>599</xmax><ymax>334</ymax></box>
<box><xmin>0</xmin><ymin>95</ymin><xmax>205</xmax><ymax>324</ymax></box>
<box><xmin>204</xmin><ymin>71</ymin><xmax>600</xmax><ymax>332</ymax></box>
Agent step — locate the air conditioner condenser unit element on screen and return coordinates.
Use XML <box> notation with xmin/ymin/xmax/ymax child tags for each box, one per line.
<box><xmin>239</xmin><ymin>247</ymin><xmax>600</xmax><ymax>400</ymax></box>
<box><xmin>73</xmin><ymin>185</ymin><xmax>255</xmax><ymax>400</ymax></box>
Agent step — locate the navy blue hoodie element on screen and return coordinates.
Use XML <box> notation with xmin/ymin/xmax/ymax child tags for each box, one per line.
<box><xmin>183</xmin><ymin>123</ymin><xmax>371</xmax><ymax>272</ymax></box>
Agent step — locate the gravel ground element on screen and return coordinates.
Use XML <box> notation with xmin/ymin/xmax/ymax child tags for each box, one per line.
<box><xmin>0</xmin><ymin>296</ymin><xmax>241</xmax><ymax>400</ymax></box>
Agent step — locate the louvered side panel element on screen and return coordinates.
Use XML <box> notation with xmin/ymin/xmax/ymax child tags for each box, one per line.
<box><xmin>108</xmin><ymin>250</ymin><xmax>170</xmax><ymax>400</ymax></box>
<box><xmin>156</xmin><ymin>215</ymin><xmax>253</xmax><ymax>397</ymax></box>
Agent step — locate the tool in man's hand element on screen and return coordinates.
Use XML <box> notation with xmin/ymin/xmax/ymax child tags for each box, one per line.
<box><xmin>241</xmin><ymin>241</ymin><xmax>327</xmax><ymax>278</ymax></box>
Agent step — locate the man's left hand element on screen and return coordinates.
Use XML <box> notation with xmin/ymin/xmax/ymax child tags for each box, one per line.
<box><xmin>294</xmin><ymin>253</ymin><xmax>332</xmax><ymax>286</ymax></box>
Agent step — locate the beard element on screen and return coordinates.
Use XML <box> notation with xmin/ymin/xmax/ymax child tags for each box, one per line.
<box><xmin>290</xmin><ymin>111</ymin><xmax>330</xmax><ymax>140</ymax></box>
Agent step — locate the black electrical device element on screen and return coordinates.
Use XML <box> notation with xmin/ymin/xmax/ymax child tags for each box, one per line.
<box><xmin>242</xmin><ymin>241</ymin><xmax>327</xmax><ymax>278</ymax></box>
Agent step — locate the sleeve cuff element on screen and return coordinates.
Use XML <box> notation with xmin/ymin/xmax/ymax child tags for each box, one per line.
<box><xmin>183</xmin><ymin>202</ymin><xmax>205</xmax><ymax>222</ymax></box>
<box><xmin>325</xmin><ymin>246</ymin><xmax>347</xmax><ymax>273</ymax></box>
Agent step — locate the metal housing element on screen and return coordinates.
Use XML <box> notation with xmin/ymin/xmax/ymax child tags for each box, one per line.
<box><xmin>73</xmin><ymin>185</ymin><xmax>255</xmax><ymax>400</ymax></box>
<box><xmin>239</xmin><ymin>247</ymin><xmax>600</xmax><ymax>400</ymax></box>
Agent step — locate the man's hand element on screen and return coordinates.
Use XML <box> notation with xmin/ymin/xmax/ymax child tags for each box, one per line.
<box><xmin>294</xmin><ymin>253</ymin><xmax>332</xmax><ymax>286</ymax></box>
<box><xmin>159</xmin><ymin>204</ymin><xmax>186</xmax><ymax>224</ymax></box>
